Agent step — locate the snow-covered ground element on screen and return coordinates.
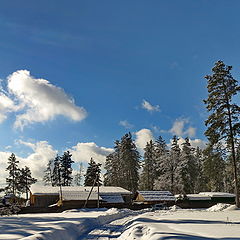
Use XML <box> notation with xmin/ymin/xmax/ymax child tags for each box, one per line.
<box><xmin>1</xmin><ymin>204</ymin><xmax>240</xmax><ymax>240</ymax></box>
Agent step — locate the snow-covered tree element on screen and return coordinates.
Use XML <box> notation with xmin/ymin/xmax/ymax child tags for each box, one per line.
<box><xmin>104</xmin><ymin>140</ymin><xmax>121</xmax><ymax>186</ymax></box>
<box><xmin>60</xmin><ymin>151</ymin><xmax>74</xmax><ymax>186</ymax></box>
<box><xmin>84</xmin><ymin>158</ymin><xmax>102</xmax><ymax>186</ymax></box>
<box><xmin>74</xmin><ymin>162</ymin><xmax>84</xmax><ymax>186</ymax></box>
<box><xmin>177</xmin><ymin>137</ymin><xmax>197</xmax><ymax>194</ymax></box>
<box><xmin>194</xmin><ymin>147</ymin><xmax>206</xmax><ymax>193</ymax></box>
<box><xmin>18</xmin><ymin>166</ymin><xmax>37</xmax><ymax>199</ymax></box>
<box><xmin>43</xmin><ymin>159</ymin><xmax>54</xmax><ymax>186</ymax></box>
<box><xmin>6</xmin><ymin>153</ymin><xmax>20</xmax><ymax>196</ymax></box>
<box><xmin>140</xmin><ymin>140</ymin><xmax>157</xmax><ymax>190</ymax></box>
<box><xmin>119</xmin><ymin>133</ymin><xmax>140</xmax><ymax>193</ymax></box>
<box><xmin>52</xmin><ymin>155</ymin><xmax>62</xmax><ymax>186</ymax></box>
<box><xmin>202</xmin><ymin>143</ymin><xmax>225</xmax><ymax>192</ymax></box>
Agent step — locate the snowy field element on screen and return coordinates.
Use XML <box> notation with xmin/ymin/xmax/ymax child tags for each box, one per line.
<box><xmin>1</xmin><ymin>204</ymin><xmax>240</xmax><ymax>240</ymax></box>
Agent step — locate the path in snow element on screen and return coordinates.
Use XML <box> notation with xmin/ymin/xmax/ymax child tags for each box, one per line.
<box><xmin>79</xmin><ymin>213</ymin><xmax>139</xmax><ymax>239</ymax></box>
<box><xmin>79</xmin><ymin>208</ymin><xmax>240</xmax><ymax>240</ymax></box>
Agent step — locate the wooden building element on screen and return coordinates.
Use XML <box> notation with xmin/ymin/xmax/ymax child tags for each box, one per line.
<box><xmin>175</xmin><ymin>192</ymin><xmax>236</xmax><ymax>208</ymax></box>
<box><xmin>133</xmin><ymin>191</ymin><xmax>175</xmax><ymax>207</ymax></box>
<box><xmin>30</xmin><ymin>186</ymin><xmax>132</xmax><ymax>209</ymax></box>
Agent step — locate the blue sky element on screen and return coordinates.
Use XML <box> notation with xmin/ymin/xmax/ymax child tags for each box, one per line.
<box><xmin>1</xmin><ymin>0</ymin><xmax>240</xmax><ymax>182</ymax></box>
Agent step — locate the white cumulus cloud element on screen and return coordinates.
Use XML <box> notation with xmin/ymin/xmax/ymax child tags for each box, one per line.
<box><xmin>0</xmin><ymin>92</ymin><xmax>19</xmax><ymax>123</ymax></box>
<box><xmin>169</xmin><ymin>118</ymin><xmax>196</xmax><ymax>138</ymax></box>
<box><xmin>3</xmin><ymin>70</ymin><xmax>87</xmax><ymax>129</ymax></box>
<box><xmin>135</xmin><ymin>128</ymin><xmax>155</xmax><ymax>151</ymax></box>
<box><xmin>70</xmin><ymin>142</ymin><xmax>113</xmax><ymax>166</ymax></box>
<box><xmin>141</xmin><ymin>99</ymin><xmax>160</xmax><ymax>113</ymax></box>
<box><xmin>0</xmin><ymin>139</ymin><xmax>113</xmax><ymax>188</ymax></box>
<box><xmin>119</xmin><ymin>120</ymin><xmax>134</xmax><ymax>129</ymax></box>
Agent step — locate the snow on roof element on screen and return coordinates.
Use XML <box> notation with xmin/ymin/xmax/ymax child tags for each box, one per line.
<box><xmin>199</xmin><ymin>192</ymin><xmax>236</xmax><ymax>198</ymax></box>
<box><xmin>100</xmin><ymin>194</ymin><xmax>124</xmax><ymax>203</ymax></box>
<box><xmin>30</xmin><ymin>186</ymin><xmax>131</xmax><ymax>195</ymax></box>
<box><xmin>62</xmin><ymin>191</ymin><xmax>102</xmax><ymax>201</ymax></box>
<box><xmin>185</xmin><ymin>194</ymin><xmax>211</xmax><ymax>201</ymax></box>
<box><xmin>138</xmin><ymin>191</ymin><xmax>175</xmax><ymax>201</ymax></box>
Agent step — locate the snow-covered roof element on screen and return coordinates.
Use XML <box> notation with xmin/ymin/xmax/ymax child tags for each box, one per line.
<box><xmin>100</xmin><ymin>194</ymin><xmax>124</xmax><ymax>203</ymax></box>
<box><xmin>199</xmin><ymin>192</ymin><xmax>236</xmax><ymax>198</ymax></box>
<box><xmin>62</xmin><ymin>191</ymin><xmax>102</xmax><ymax>201</ymax></box>
<box><xmin>138</xmin><ymin>191</ymin><xmax>175</xmax><ymax>201</ymax></box>
<box><xmin>31</xmin><ymin>186</ymin><xmax>131</xmax><ymax>195</ymax></box>
<box><xmin>185</xmin><ymin>194</ymin><xmax>211</xmax><ymax>201</ymax></box>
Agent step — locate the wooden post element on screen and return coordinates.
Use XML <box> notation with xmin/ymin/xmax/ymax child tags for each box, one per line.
<box><xmin>84</xmin><ymin>175</ymin><xmax>98</xmax><ymax>208</ymax></box>
<box><xmin>97</xmin><ymin>174</ymin><xmax>100</xmax><ymax>208</ymax></box>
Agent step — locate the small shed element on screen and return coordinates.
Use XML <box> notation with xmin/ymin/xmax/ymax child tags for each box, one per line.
<box><xmin>133</xmin><ymin>191</ymin><xmax>175</xmax><ymax>206</ymax></box>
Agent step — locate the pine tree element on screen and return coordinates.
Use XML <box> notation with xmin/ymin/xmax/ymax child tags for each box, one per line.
<box><xmin>153</xmin><ymin>136</ymin><xmax>168</xmax><ymax>190</ymax></box>
<box><xmin>84</xmin><ymin>158</ymin><xmax>102</xmax><ymax>186</ymax></box>
<box><xmin>6</xmin><ymin>153</ymin><xmax>20</xmax><ymax>196</ymax></box>
<box><xmin>74</xmin><ymin>162</ymin><xmax>84</xmax><ymax>186</ymax></box>
<box><xmin>43</xmin><ymin>159</ymin><xmax>53</xmax><ymax>186</ymax></box>
<box><xmin>18</xmin><ymin>166</ymin><xmax>37</xmax><ymax>199</ymax></box>
<box><xmin>140</xmin><ymin>140</ymin><xmax>157</xmax><ymax>190</ymax></box>
<box><xmin>104</xmin><ymin>140</ymin><xmax>121</xmax><ymax>186</ymax></box>
<box><xmin>177</xmin><ymin>137</ymin><xmax>197</xmax><ymax>194</ymax></box>
<box><xmin>119</xmin><ymin>133</ymin><xmax>140</xmax><ymax>193</ymax></box>
<box><xmin>60</xmin><ymin>151</ymin><xmax>74</xmax><ymax>186</ymax></box>
<box><xmin>194</xmin><ymin>147</ymin><xmax>206</xmax><ymax>193</ymax></box>
<box><xmin>204</xmin><ymin>60</ymin><xmax>240</xmax><ymax>206</ymax></box>
<box><xmin>52</xmin><ymin>155</ymin><xmax>61</xmax><ymax>186</ymax></box>
<box><xmin>202</xmin><ymin>143</ymin><xmax>226</xmax><ymax>192</ymax></box>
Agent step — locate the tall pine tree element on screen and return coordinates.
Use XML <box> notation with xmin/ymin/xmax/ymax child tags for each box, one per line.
<box><xmin>119</xmin><ymin>133</ymin><xmax>140</xmax><ymax>193</ymax></box>
<box><xmin>18</xmin><ymin>166</ymin><xmax>37</xmax><ymax>199</ymax></box>
<box><xmin>43</xmin><ymin>159</ymin><xmax>53</xmax><ymax>186</ymax></box>
<box><xmin>6</xmin><ymin>153</ymin><xmax>20</xmax><ymax>196</ymax></box>
<box><xmin>84</xmin><ymin>158</ymin><xmax>102</xmax><ymax>186</ymax></box>
<box><xmin>140</xmin><ymin>140</ymin><xmax>157</xmax><ymax>190</ymax></box>
<box><xmin>60</xmin><ymin>151</ymin><xmax>74</xmax><ymax>186</ymax></box>
<box><xmin>204</xmin><ymin>61</ymin><xmax>240</xmax><ymax>206</ymax></box>
<box><xmin>177</xmin><ymin>137</ymin><xmax>197</xmax><ymax>194</ymax></box>
<box><xmin>104</xmin><ymin>140</ymin><xmax>121</xmax><ymax>186</ymax></box>
<box><xmin>52</xmin><ymin>155</ymin><xmax>61</xmax><ymax>186</ymax></box>
<box><xmin>74</xmin><ymin>162</ymin><xmax>84</xmax><ymax>186</ymax></box>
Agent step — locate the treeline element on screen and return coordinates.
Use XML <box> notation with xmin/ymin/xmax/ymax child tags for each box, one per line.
<box><xmin>104</xmin><ymin>133</ymin><xmax>240</xmax><ymax>195</ymax></box>
<box><xmin>104</xmin><ymin>61</ymin><xmax>240</xmax><ymax>207</ymax></box>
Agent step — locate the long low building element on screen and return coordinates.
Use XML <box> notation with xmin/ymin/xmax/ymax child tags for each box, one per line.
<box><xmin>133</xmin><ymin>191</ymin><xmax>176</xmax><ymax>206</ymax></box>
<box><xmin>175</xmin><ymin>192</ymin><xmax>236</xmax><ymax>208</ymax></box>
<box><xmin>30</xmin><ymin>186</ymin><xmax>132</xmax><ymax>209</ymax></box>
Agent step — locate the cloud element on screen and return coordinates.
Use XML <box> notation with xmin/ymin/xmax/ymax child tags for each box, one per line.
<box><xmin>0</xmin><ymin>139</ymin><xmax>113</xmax><ymax>188</ymax></box>
<box><xmin>1</xmin><ymin>70</ymin><xmax>87</xmax><ymax>129</ymax></box>
<box><xmin>135</xmin><ymin>128</ymin><xmax>154</xmax><ymax>151</ymax></box>
<box><xmin>0</xmin><ymin>140</ymin><xmax>56</xmax><ymax>188</ymax></box>
<box><xmin>169</xmin><ymin>118</ymin><xmax>196</xmax><ymax>137</ymax></box>
<box><xmin>141</xmin><ymin>99</ymin><xmax>160</xmax><ymax>113</ymax></box>
<box><xmin>0</xmin><ymin>92</ymin><xmax>19</xmax><ymax>123</ymax></box>
<box><xmin>17</xmin><ymin>140</ymin><xmax>57</xmax><ymax>179</ymax></box>
<box><xmin>70</xmin><ymin>142</ymin><xmax>113</xmax><ymax>166</ymax></box>
<box><xmin>119</xmin><ymin>120</ymin><xmax>134</xmax><ymax>129</ymax></box>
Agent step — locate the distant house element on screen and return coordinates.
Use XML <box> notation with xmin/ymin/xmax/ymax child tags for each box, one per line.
<box><xmin>133</xmin><ymin>191</ymin><xmax>175</xmax><ymax>206</ymax></box>
<box><xmin>175</xmin><ymin>192</ymin><xmax>236</xmax><ymax>208</ymax></box>
<box><xmin>30</xmin><ymin>186</ymin><xmax>132</xmax><ymax>209</ymax></box>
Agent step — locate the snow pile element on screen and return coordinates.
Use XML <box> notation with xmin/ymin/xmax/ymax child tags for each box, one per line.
<box><xmin>169</xmin><ymin>205</ymin><xmax>182</xmax><ymax>211</ymax></box>
<box><xmin>224</xmin><ymin>204</ymin><xmax>240</xmax><ymax>211</ymax></box>
<box><xmin>207</xmin><ymin>203</ymin><xmax>231</xmax><ymax>212</ymax></box>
